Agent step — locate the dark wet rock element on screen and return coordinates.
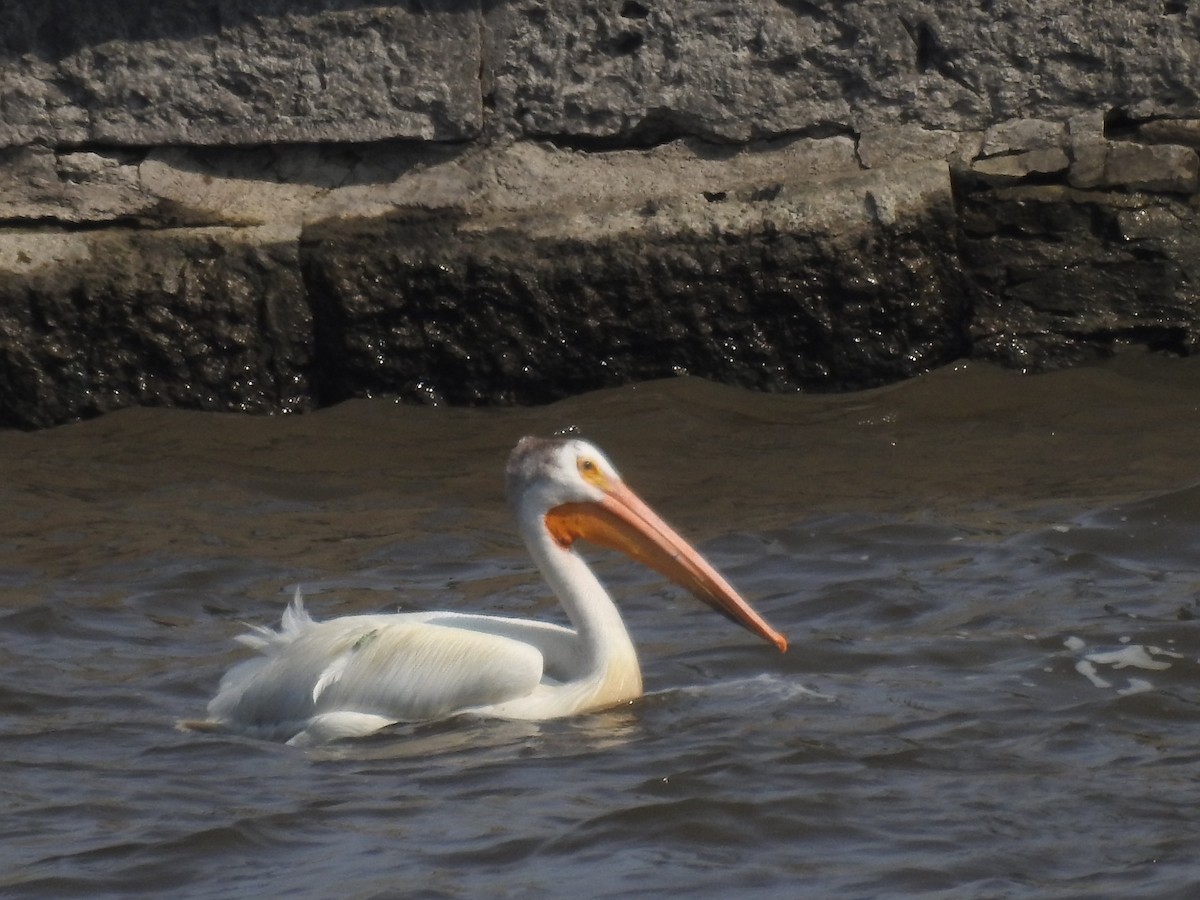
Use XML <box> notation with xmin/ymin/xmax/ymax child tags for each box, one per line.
<box><xmin>961</xmin><ymin>186</ymin><xmax>1200</xmax><ymax>369</ymax></box>
<box><xmin>0</xmin><ymin>227</ymin><xmax>312</xmax><ymax>429</ymax></box>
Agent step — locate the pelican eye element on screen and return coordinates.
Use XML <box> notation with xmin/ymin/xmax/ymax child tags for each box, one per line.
<box><xmin>577</xmin><ymin>456</ymin><xmax>607</xmax><ymax>487</ymax></box>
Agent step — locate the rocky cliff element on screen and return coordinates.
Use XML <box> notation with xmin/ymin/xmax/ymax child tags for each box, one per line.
<box><xmin>1</xmin><ymin>1</ymin><xmax>1198</xmax><ymax>428</ymax></box>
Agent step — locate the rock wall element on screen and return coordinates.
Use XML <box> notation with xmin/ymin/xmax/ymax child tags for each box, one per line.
<box><xmin>1</xmin><ymin>1</ymin><xmax>1198</xmax><ymax>428</ymax></box>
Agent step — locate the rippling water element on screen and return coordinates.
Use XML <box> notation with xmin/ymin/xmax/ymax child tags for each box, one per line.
<box><xmin>2</xmin><ymin>354</ymin><xmax>1199</xmax><ymax>898</ymax></box>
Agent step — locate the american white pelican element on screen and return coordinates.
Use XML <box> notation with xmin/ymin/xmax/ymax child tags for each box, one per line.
<box><xmin>197</xmin><ymin>436</ymin><xmax>787</xmax><ymax>745</ymax></box>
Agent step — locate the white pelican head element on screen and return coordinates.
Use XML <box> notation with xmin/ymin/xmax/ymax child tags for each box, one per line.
<box><xmin>507</xmin><ymin>436</ymin><xmax>788</xmax><ymax>652</ymax></box>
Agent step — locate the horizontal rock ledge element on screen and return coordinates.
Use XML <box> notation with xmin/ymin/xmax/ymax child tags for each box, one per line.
<box><xmin>0</xmin><ymin>140</ymin><xmax>967</xmax><ymax>426</ymax></box>
<box><xmin>302</xmin><ymin>152</ymin><xmax>964</xmax><ymax>406</ymax></box>
<box><xmin>3</xmin><ymin>124</ymin><xmax>1200</xmax><ymax>428</ymax></box>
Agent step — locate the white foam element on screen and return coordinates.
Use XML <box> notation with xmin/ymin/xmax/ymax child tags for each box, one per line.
<box><xmin>1085</xmin><ymin>645</ymin><xmax>1173</xmax><ymax>671</ymax></box>
<box><xmin>1116</xmin><ymin>678</ymin><xmax>1154</xmax><ymax>697</ymax></box>
<box><xmin>1147</xmin><ymin>645</ymin><xmax>1184</xmax><ymax>659</ymax></box>
<box><xmin>1067</xmin><ymin>636</ymin><xmax>1180</xmax><ymax>695</ymax></box>
<box><xmin>1074</xmin><ymin>659</ymin><xmax>1111</xmax><ymax>689</ymax></box>
<box><xmin>651</xmin><ymin>673</ymin><xmax>834</xmax><ymax>704</ymax></box>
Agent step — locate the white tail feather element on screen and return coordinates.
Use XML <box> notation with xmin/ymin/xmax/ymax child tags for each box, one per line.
<box><xmin>232</xmin><ymin>587</ymin><xmax>315</xmax><ymax>651</ymax></box>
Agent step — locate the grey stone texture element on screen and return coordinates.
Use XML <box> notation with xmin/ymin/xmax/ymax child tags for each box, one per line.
<box><xmin>302</xmin><ymin>152</ymin><xmax>965</xmax><ymax>404</ymax></box>
<box><xmin>0</xmin><ymin>1</ymin><xmax>483</xmax><ymax>147</ymax></box>
<box><xmin>1</xmin><ymin>0</ymin><xmax>1200</xmax><ymax>427</ymax></box>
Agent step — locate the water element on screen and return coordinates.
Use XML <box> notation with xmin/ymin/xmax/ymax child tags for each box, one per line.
<box><xmin>2</xmin><ymin>353</ymin><xmax>1199</xmax><ymax>898</ymax></box>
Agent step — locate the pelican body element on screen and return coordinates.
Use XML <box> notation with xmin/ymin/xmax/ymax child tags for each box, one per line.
<box><xmin>200</xmin><ymin>437</ymin><xmax>786</xmax><ymax>745</ymax></box>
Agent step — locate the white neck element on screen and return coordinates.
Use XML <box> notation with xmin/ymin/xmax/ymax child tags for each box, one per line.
<box><xmin>521</xmin><ymin>512</ymin><xmax>643</xmax><ymax>706</ymax></box>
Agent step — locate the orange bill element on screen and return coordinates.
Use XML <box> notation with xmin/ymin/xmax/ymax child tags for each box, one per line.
<box><xmin>544</xmin><ymin>481</ymin><xmax>788</xmax><ymax>652</ymax></box>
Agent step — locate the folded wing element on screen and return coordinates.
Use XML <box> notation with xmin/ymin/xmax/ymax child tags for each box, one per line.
<box><xmin>208</xmin><ymin>600</ymin><xmax>547</xmax><ymax>743</ymax></box>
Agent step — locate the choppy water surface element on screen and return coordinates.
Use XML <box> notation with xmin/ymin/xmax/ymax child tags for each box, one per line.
<box><xmin>2</xmin><ymin>354</ymin><xmax>1199</xmax><ymax>898</ymax></box>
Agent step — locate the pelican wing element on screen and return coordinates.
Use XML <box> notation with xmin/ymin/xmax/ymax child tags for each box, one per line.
<box><xmin>208</xmin><ymin>603</ymin><xmax>547</xmax><ymax>743</ymax></box>
<box><xmin>415</xmin><ymin>612</ymin><xmax>582</xmax><ymax>682</ymax></box>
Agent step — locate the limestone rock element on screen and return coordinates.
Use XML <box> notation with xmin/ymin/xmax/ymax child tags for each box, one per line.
<box><xmin>857</xmin><ymin>126</ymin><xmax>969</xmax><ymax>170</ymax></box>
<box><xmin>302</xmin><ymin>158</ymin><xmax>965</xmax><ymax>405</ymax></box>
<box><xmin>970</xmin><ymin>148</ymin><xmax>1070</xmax><ymax>184</ymax></box>
<box><xmin>488</xmin><ymin>0</ymin><xmax>1200</xmax><ymax>143</ymax></box>
<box><xmin>1103</xmin><ymin>143</ymin><xmax>1200</xmax><ymax>193</ymax></box>
<box><xmin>1135</xmin><ymin>119</ymin><xmax>1200</xmax><ymax>149</ymax></box>
<box><xmin>0</xmin><ymin>145</ymin><xmax>155</xmax><ymax>223</ymax></box>
<box><xmin>0</xmin><ymin>1</ymin><xmax>483</xmax><ymax>149</ymax></box>
<box><xmin>3</xmin><ymin>1</ymin><xmax>1200</xmax><ymax>150</ymax></box>
<box><xmin>1067</xmin><ymin>112</ymin><xmax>1109</xmax><ymax>190</ymax></box>
<box><xmin>979</xmin><ymin>119</ymin><xmax>1067</xmax><ymax>157</ymax></box>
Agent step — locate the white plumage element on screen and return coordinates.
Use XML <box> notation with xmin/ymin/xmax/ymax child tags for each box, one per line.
<box><xmin>196</xmin><ymin>437</ymin><xmax>786</xmax><ymax>746</ymax></box>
